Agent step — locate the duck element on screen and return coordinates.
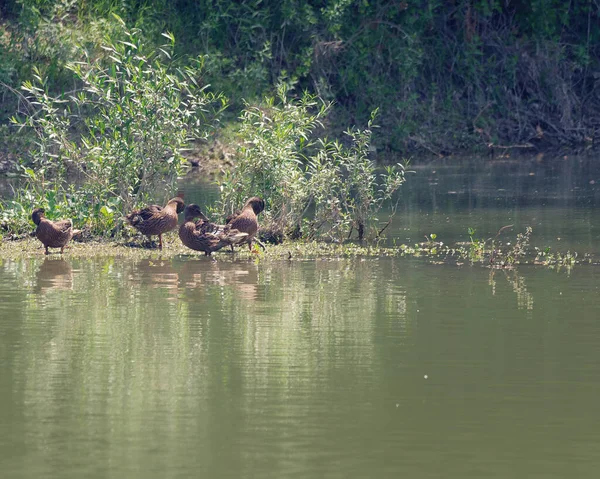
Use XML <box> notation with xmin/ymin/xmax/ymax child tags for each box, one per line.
<box><xmin>179</xmin><ymin>204</ymin><xmax>249</xmax><ymax>256</ymax></box>
<box><xmin>225</xmin><ymin>196</ymin><xmax>265</xmax><ymax>251</ymax></box>
<box><xmin>125</xmin><ymin>197</ymin><xmax>185</xmax><ymax>250</ymax></box>
<box><xmin>31</xmin><ymin>208</ymin><xmax>74</xmax><ymax>255</ymax></box>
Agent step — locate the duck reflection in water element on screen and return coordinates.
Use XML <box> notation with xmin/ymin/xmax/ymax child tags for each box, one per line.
<box><xmin>177</xmin><ymin>259</ymin><xmax>260</xmax><ymax>302</ymax></box>
<box><xmin>34</xmin><ymin>257</ymin><xmax>73</xmax><ymax>294</ymax></box>
<box><xmin>129</xmin><ymin>259</ymin><xmax>180</xmax><ymax>299</ymax></box>
<box><xmin>113</xmin><ymin>258</ymin><xmax>261</xmax><ymax>302</ymax></box>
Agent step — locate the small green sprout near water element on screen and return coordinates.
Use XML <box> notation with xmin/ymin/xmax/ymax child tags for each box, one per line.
<box><xmin>467</xmin><ymin>227</ymin><xmax>486</xmax><ymax>262</ymax></box>
<box><xmin>420</xmin><ymin>233</ymin><xmax>441</xmax><ymax>254</ymax></box>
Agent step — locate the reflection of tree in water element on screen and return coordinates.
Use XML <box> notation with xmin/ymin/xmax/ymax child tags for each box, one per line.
<box><xmin>34</xmin><ymin>258</ymin><xmax>73</xmax><ymax>294</ymax></box>
<box><xmin>217</xmin><ymin>259</ymin><xmax>409</xmax><ymax>395</ymax></box>
<box><xmin>489</xmin><ymin>268</ymin><xmax>534</xmax><ymax>311</ymax></box>
<box><xmin>3</xmin><ymin>255</ymin><xmax>410</xmax><ymax>471</ymax></box>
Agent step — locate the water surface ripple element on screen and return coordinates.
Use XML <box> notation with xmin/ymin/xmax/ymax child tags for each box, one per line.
<box><xmin>1</xmin><ymin>256</ymin><xmax>599</xmax><ymax>478</ymax></box>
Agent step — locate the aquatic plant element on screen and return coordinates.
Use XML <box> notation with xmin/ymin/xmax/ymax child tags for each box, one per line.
<box><xmin>307</xmin><ymin>110</ymin><xmax>407</xmax><ymax>241</ymax></box>
<box><xmin>455</xmin><ymin>224</ymin><xmax>534</xmax><ymax>267</ymax></box>
<box><xmin>534</xmin><ymin>246</ymin><xmax>578</xmax><ymax>270</ymax></box>
<box><xmin>499</xmin><ymin>226</ymin><xmax>532</xmax><ymax>266</ymax></box>
<box><xmin>466</xmin><ymin>227</ymin><xmax>487</xmax><ymax>262</ymax></box>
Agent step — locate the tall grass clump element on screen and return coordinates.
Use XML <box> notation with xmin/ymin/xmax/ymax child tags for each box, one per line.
<box><xmin>219</xmin><ymin>85</ymin><xmax>406</xmax><ymax>242</ymax></box>
<box><xmin>3</xmin><ymin>18</ymin><xmax>226</xmax><ymax>235</ymax></box>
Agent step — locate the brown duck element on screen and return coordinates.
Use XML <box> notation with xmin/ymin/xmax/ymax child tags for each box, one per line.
<box><xmin>125</xmin><ymin>197</ymin><xmax>185</xmax><ymax>250</ymax></box>
<box><xmin>225</xmin><ymin>196</ymin><xmax>265</xmax><ymax>251</ymax></box>
<box><xmin>32</xmin><ymin>208</ymin><xmax>74</xmax><ymax>255</ymax></box>
<box><xmin>179</xmin><ymin>204</ymin><xmax>249</xmax><ymax>256</ymax></box>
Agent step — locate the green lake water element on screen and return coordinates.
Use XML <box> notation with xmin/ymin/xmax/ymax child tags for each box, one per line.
<box><xmin>1</xmin><ymin>155</ymin><xmax>600</xmax><ymax>478</ymax></box>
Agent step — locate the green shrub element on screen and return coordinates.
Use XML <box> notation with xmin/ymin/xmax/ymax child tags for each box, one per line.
<box><xmin>219</xmin><ymin>83</ymin><xmax>328</xmax><ymax>231</ymax></box>
<box><xmin>307</xmin><ymin>111</ymin><xmax>406</xmax><ymax>241</ymax></box>
<box><xmin>5</xmin><ymin>19</ymin><xmax>226</xmax><ymax>234</ymax></box>
<box><xmin>220</xmin><ymin>86</ymin><xmax>406</xmax><ymax>242</ymax></box>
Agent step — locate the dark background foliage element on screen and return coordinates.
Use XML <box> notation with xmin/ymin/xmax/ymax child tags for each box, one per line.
<box><xmin>1</xmin><ymin>0</ymin><xmax>599</xmax><ymax>158</ymax></box>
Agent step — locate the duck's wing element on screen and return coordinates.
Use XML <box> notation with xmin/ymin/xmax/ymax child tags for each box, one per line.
<box><xmin>225</xmin><ymin>210</ymin><xmax>241</xmax><ymax>225</ymax></box>
<box><xmin>138</xmin><ymin>205</ymin><xmax>163</xmax><ymax>220</ymax></box>
<box><xmin>208</xmin><ymin>229</ymin><xmax>248</xmax><ymax>252</ymax></box>
<box><xmin>126</xmin><ymin>205</ymin><xmax>163</xmax><ymax>225</ymax></box>
<box><xmin>51</xmin><ymin>219</ymin><xmax>73</xmax><ymax>233</ymax></box>
<box><xmin>195</xmin><ymin>219</ymin><xmax>229</xmax><ymax>236</ymax></box>
<box><xmin>228</xmin><ymin>212</ymin><xmax>257</xmax><ymax>235</ymax></box>
<box><xmin>221</xmin><ymin>229</ymin><xmax>249</xmax><ymax>245</ymax></box>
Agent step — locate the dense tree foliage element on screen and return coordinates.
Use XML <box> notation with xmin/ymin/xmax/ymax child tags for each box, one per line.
<box><xmin>1</xmin><ymin>0</ymin><xmax>599</xmax><ymax>155</ymax></box>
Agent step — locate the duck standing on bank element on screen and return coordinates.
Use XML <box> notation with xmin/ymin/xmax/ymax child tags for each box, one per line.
<box><xmin>125</xmin><ymin>197</ymin><xmax>185</xmax><ymax>250</ymax></box>
<box><xmin>225</xmin><ymin>196</ymin><xmax>265</xmax><ymax>251</ymax></box>
<box><xmin>179</xmin><ymin>204</ymin><xmax>249</xmax><ymax>256</ymax></box>
<box><xmin>31</xmin><ymin>208</ymin><xmax>75</xmax><ymax>255</ymax></box>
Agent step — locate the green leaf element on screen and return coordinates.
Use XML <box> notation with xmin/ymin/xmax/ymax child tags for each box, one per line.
<box><xmin>100</xmin><ymin>206</ymin><xmax>114</xmax><ymax>218</ymax></box>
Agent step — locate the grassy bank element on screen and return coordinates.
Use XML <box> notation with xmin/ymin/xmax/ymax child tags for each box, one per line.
<box><xmin>1</xmin><ymin>230</ymin><xmax>592</xmax><ymax>271</ymax></box>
